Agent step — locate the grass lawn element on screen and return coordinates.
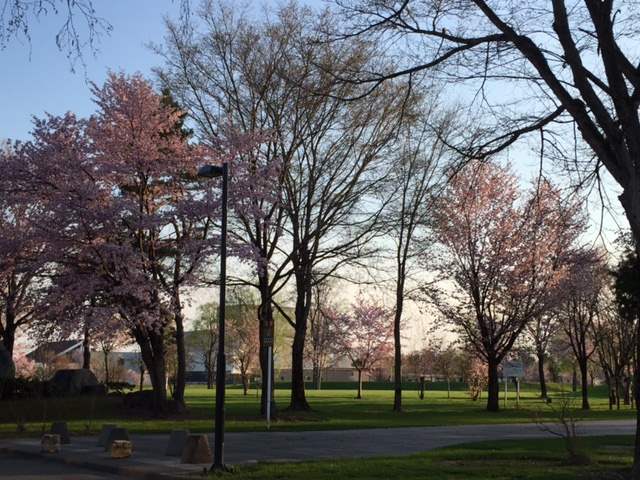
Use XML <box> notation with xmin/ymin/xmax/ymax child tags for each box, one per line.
<box><xmin>0</xmin><ymin>382</ymin><xmax>636</xmax><ymax>437</ymax></box>
<box><xmin>223</xmin><ymin>435</ymin><xmax>635</xmax><ymax>479</ymax></box>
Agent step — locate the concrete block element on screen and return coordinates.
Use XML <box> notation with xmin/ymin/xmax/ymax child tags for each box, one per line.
<box><xmin>110</xmin><ymin>440</ymin><xmax>132</xmax><ymax>459</ymax></box>
<box><xmin>41</xmin><ymin>434</ymin><xmax>60</xmax><ymax>453</ymax></box>
<box><xmin>50</xmin><ymin>421</ymin><xmax>70</xmax><ymax>444</ymax></box>
<box><xmin>180</xmin><ymin>434</ymin><xmax>212</xmax><ymax>464</ymax></box>
<box><xmin>104</xmin><ymin>427</ymin><xmax>130</xmax><ymax>451</ymax></box>
<box><xmin>97</xmin><ymin>424</ymin><xmax>117</xmax><ymax>447</ymax></box>
<box><xmin>165</xmin><ymin>429</ymin><xmax>190</xmax><ymax>456</ymax></box>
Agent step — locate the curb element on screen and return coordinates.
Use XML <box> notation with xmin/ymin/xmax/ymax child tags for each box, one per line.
<box><xmin>0</xmin><ymin>446</ymin><xmax>206</xmax><ymax>479</ymax></box>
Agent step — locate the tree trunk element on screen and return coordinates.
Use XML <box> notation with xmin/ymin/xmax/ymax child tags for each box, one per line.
<box><xmin>356</xmin><ymin>369</ymin><xmax>363</xmax><ymax>399</ymax></box>
<box><xmin>258</xmin><ymin>276</ymin><xmax>277</xmax><ymax>416</ymax></box>
<box><xmin>290</xmin><ymin>323</ymin><xmax>309</xmax><ymax>410</ymax></box>
<box><xmin>103</xmin><ymin>350</ymin><xmax>110</xmax><ymax>384</ymax></box>
<box><xmin>572</xmin><ymin>366</ymin><xmax>578</xmax><ymax>393</ymax></box>
<box><xmin>632</xmin><ymin>304</ymin><xmax>640</xmax><ymax>480</ymax></box>
<box><xmin>139</xmin><ymin>365</ymin><xmax>144</xmax><ymax>392</ymax></box>
<box><xmin>2</xmin><ymin>305</ymin><xmax>16</xmax><ymax>357</ymax></box>
<box><xmin>392</xmin><ymin>280</ymin><xmax>404</xmax><ymax>412</ymax></box>
<box><xmin>579</xmin><ymin>359</ymin><xmax>590</xmax><ymax>410</ymax></box>
<box><xmin>289</xmin><ymin>282</ymin><xmax>310</xmax><ymax>411</ymax></box>
<box><xmin>172</xmin><ymin>305</ymin><xmax>187</xmax><ymax>411</ymax></box>
<box><xmin>487</xmin><ymin>357</ymin><xmax>500</xmax><ymax>412</ymax></box>
<box><xmin>537</xmin><ymin>350</ymin><xmax>547</xmax><ymax>399</ymax></box>
<box><xmin>242</xmin><ymin>372</ymin><xmax>249</xmax><ymax>396</ymax></box>
<box><xmin>82</xmin><ymin>324</ymin><xmax>91</xmax><ymax>370</ymax></box>
<box><xmin>313</xmin><ymin>364</ymin><xmax>322</xmax><ymax>390</ymax></box>
<box><xmin>133</xmin><ymin>325</ymin><xmax>167</xmax><ymax>415</ymax></box>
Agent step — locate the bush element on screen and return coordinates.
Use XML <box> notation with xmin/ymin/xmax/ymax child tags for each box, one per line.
<box><xmin>0</xmin><ymin>377</ymin><xmax>47</xmax><ymax>400</ymax></box>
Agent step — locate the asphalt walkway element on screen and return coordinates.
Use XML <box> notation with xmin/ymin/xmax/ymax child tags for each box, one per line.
<box><xmin>0</xmin><ymin>420</ymin><xmax>635</xmax><ymax>478</ymax></box>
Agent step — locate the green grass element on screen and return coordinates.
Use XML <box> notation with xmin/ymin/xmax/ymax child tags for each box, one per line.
<box><xmin>0</xmin><ymin>383</ymin><xmax>635</xmax><ymax>437</ymax></box>
<box><xmin>224</xmin><ymin>436</ymin><xmax>635</xmax><ymax>479</ymax></box>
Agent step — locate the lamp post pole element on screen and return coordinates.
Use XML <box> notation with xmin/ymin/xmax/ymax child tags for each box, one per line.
<box><xmin>213</xmin><ymin>162</ymin><xmax>228</xmax><ymax>471</ymax></box>
<box><xmin>197</xmin><ymin>162</ymin><xmax>228</xmax><ymax>471</ymax></box>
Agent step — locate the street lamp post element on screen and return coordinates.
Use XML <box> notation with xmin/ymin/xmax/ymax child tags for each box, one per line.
<box><xmin>197</xmin><ymin>162</ymin><xmax>228</xmax><ymax>471</ymax></box>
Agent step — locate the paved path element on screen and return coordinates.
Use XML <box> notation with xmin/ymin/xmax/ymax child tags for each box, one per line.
<box><xmin>0</xmin><ymin>420</ymin><xmax>636</xmax><ymax>478</ymax></box>
<box><xmin>0</xmin><ymin>453</ymin><xmax>123</xmax><ymax>479</ymax></box>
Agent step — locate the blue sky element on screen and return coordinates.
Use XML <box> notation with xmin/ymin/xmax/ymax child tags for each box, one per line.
<box><xmin>0</xmin><ymin>0</ymin><xmax>626</xmax><ymax>247</ymax></box>
<box><xmin>1</xmin><ymin>1</ymin><xmax>183</xmax><ymax>141</ymax></box>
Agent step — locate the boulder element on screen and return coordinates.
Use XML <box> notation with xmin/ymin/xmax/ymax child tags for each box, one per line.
<box><xmin>49</xmin><ymin>369</ymin><xmax>100</xmax><ymax>397</ymax></box>
<box><xmin>41</xmin><ymin>434</ymin><xmax>61</xmax><ymax>453</ymax></box>
<box><xmin>0</xmin><ymin>343</ymin><xmax>15</xmax><ymax>380</ymax></box>
<box><xmin>97</xmin><ymin>424</ymin><xmax>117</xmax><ymax>447</ymax></box>
<box><xmin>165</xmin><ymin>429</ymin><xmax>190</xmax><ymax>456</ymax></box>
<box><xmin>50</xmin><ymin>422</ymin><xmax>71</xmax><ymax>444</ymax></box>
<box><xmin>104</xmin><ymin>428</ymin><xmax>130</xmax><ymax>452</ymax></box>
<box><xmin>110</xmin><ymin>440</ymin><xmax>133</xmax><ymax>459</ymax></box>
<box><xmin>180</xmin><ymin>434</ymin><xmax>212</xmax><ymax>464</ymax></box>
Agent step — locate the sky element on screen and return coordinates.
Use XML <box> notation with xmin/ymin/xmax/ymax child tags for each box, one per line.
<box><xmin>1</xmin><ymin>1</ymin><xmax>183</xmax><ymax>141</ymax></box>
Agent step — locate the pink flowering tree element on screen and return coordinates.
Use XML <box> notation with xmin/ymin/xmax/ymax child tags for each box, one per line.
<box><xmin>334</xmin><ymin>299</ymin><xmax>393</xmax><ymax>399</ymax></box>
<box><xmin>426</xmin><ymin>161</ymin><xmax>585</xmax><ymax>412</ymax></box>
<box><xmin>3</xmin><ymin>72</ymin><xmax>270</xmax><ymax>414</ymax></box>
<box><xmin>0</xmin><ymin>147</ymin><xmax>51</xmax><ymax>364</ymax></box>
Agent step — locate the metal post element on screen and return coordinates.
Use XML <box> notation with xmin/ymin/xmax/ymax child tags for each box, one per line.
<box><xmin>212</xmin><ymin>162</ymin><xmax>228</xmax><ymax>471</ymax></box>
<box><xmin>267</xmin><ymin>345</ymin><xmax>272</xmax><ymax>430</ymax></box>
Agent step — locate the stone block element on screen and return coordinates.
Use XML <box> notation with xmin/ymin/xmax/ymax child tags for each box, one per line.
<box><xmin>104</xmin><ymin>427</ymin><xmax>130</xmax><ymax>451</ymax></box>
<box><xmin>97</xmin><ymin>424</ymin><xmax>117</xmax><ymax>447</ymax></box>
<box><xmin>50</xmin><ymin>421</ymin><xmax>70</xmax><ymax>444</ymax></box>
<box><xmin>180</xmin><ymin>434</ymin><xmax>212</xmax><ymax>464</ymax></box>
<box><xmin>165</xmin><ymin>429</ymin><xmax>190</xmax><ymax>456</ymax></box>
<box><xmin>110</xmin><ymin>440</ymin><xmax>132</xmax><ymax>459</ymax></box>
<box><xmin>41</xmin><ymin>434</ymin><xmax>60</xmax><ymax>453</ymax></box>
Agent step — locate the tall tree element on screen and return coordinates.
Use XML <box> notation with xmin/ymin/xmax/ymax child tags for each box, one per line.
<box><xmin>383</xmin><ymin>104</ymin><xmax>453</xmax><ymax>412</ymax></box>
<box><xmin>159</xmin><ymin>2</ymin><xmax>408</xmax><ymax>411</ymax></box>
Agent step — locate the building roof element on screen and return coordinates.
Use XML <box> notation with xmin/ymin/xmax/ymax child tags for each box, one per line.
<box><xmin>27</xmin><ymin>340</ymin><xmax>83</xmax><ymax>362</ymax></box>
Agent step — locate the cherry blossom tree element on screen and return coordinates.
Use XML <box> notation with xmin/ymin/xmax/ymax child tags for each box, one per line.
<box><xmin>426</xmin><ymin>161</ymin><xmax>585</xmax><ymax>411</ymax></box>
<box><xmin>0</xmin><ymin>149</ymin><xmax>49</xmax><ymax>361</ymax></box>
<box><xmin>3</xmin><ymin>70</ymin><xmax>269</xmax><ymax>413</ymax></box>
<box><xmin>334</xmin><ymin>299</ymin><xmax>393</xmax><ymax>399</ymax></box>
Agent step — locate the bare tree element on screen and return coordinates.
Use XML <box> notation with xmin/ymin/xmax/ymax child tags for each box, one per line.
<box><xmin>0</xmin><ymin>0</ymin><xmax>111</xmax><ymax>69</ymax></box>
<box><xmin>382</xmin><ymin>102</ymin><xmax>454</xmax><ymax>411</ymax></box>
<box><xmin>227</xmin><ymin>288</ymin><xmax>260</xmax><ymax>396</ymax></box>
<box><xmin>527</xmin><ymin>313</ymin><xmax>560</xmax><ymax>399</ymax></box>
<box><xmin>560</xmin><ymin>250</ymin><xmax>606</xmax><ymax>410</ymax></box>
<box><xmin>192</xmin><ymin>302</ymin><xmax>218</xmax><ymax>390</ymax></box>
<box><xmin>305</xmin><ymin>280</ymin><xmax>341</xmax><ymax>390</ymax></box>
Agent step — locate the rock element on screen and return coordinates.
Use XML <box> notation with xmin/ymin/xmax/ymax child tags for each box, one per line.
<box><xmin>49</xmin><ymin>369</ymin><xmax>100</xmax><ymax>397</ymax></box>
<box><xmin>0</xmin><ymin>343</ymin><xmax>15</xmax><ymax>380</ymax></box>
<box><xmin>104</xmin><ymin>428</ymin><xmax>130</xmax><ymax>452</ymax></box>
<box><xmin>41</xmin><ymin>434</ymin><xmax>61</xmax><ymax>453</ymax></box>
<box><xmin>50</xmin><ymin>422</ymin><xmax>70</xmax><ymax>444</ymax></box>
<box><xmin>180</xmin><ymin>434</ymin><xmax>213</xmax><ymax>464</ymax></box>
<box><xmin>165</xmin><ymin>429</ymin><xmax>190</xmax><ymax>456</ymax></box>
<box><xmin>97</xmin><ymin>424</ymin><xmax>117</xmax><ymax>447</ymax></box>
<box><xmin>110</xmin><ymin>440</ymin><xmax>133</xmax><ymax>459</ymax></box>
